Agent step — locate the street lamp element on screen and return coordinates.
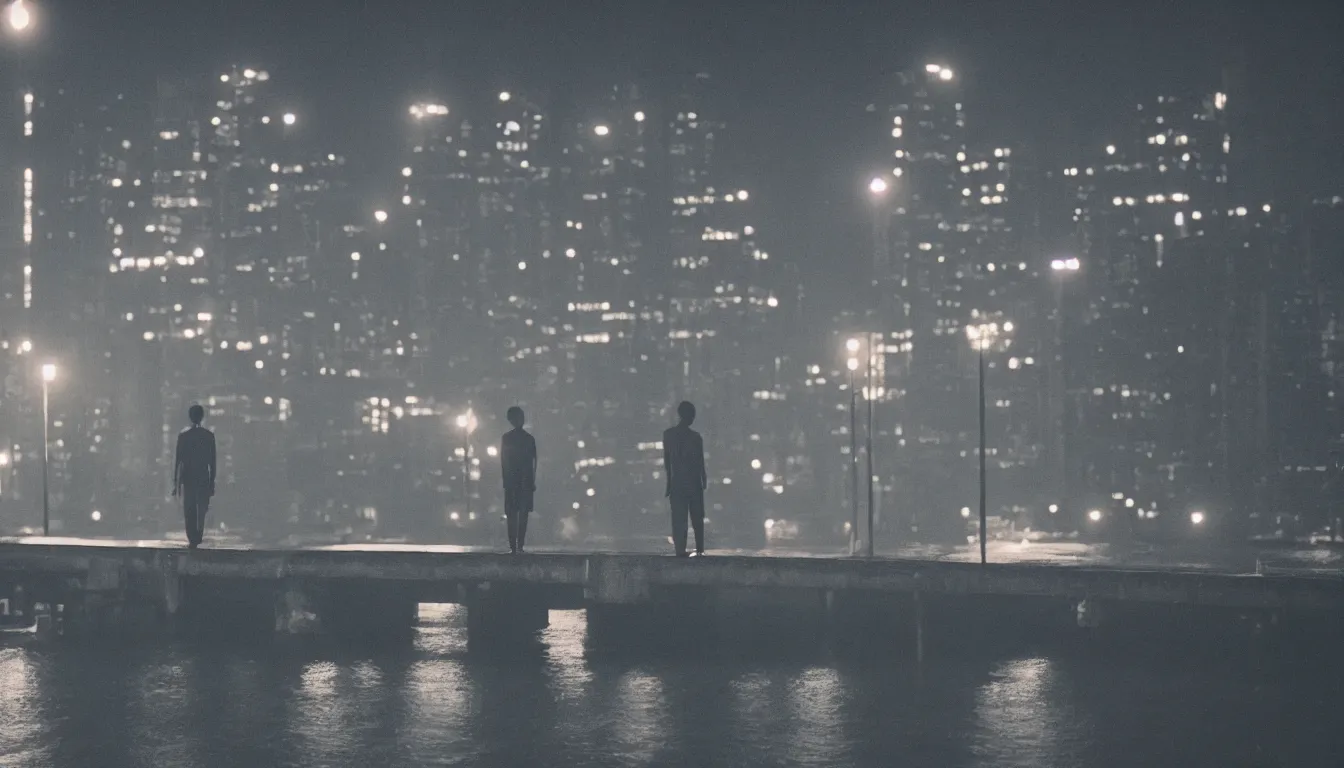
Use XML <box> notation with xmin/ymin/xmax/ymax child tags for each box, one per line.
<box><xmin>868</xmin><ymin>176</ymin><xmax>889</xmax><ymax>195</ymax></box>
<box><xmin>846</xmin><ymin>354</ymin><xmax>859</xmax><ymax>556</ymax></box>
<box><xmin>6</xmin><ymin>0</ymin><xmax>32</xmax><ymax>33</ymax></box>
<box><xmin>966</xmin><ymin>323</ymin><xmax>1000</xmax><ymax>564</ymax></box>
<box><xmin>1048</xmin><ymin>257</ymin><xmax>1080</xmax><ymax>529</ymax></box>
<box><xmin>40</xmin><ymin>362</ymin><xmax>55</xmax><ymax>536</ymax></box>
<box><xmin>455</xmin><ymin>409</ymin><xmax>478</xmax><ymax>520</ymax></box>
<box><xmin>373</xmin><ymin>210</ymin><xmax>388</xmax><ymax>224</ymax></box>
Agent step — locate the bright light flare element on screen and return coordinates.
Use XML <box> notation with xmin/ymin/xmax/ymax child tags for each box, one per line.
<box><xmin>846</xmin><ymin>337</ymin><xmax>861</xmax><ymax>353</ymax></box>
<box><xmin>40</xmin><ymin>363</ymin><xmax>56</xmax><ymax>382</ymax></box>
<box><xmin>1088</xmin><ymin>509</ymin><xmax>1103</xmax><ymax>522</ymax></box>
<box><xmin>455</xmin><ymin>409</ymin><xmax>478</xmax><ymax>434</ymax></box>
<box><xmin>1190</xmin><ymin>511</ymin><xmax>1206</xmax><ymax>526</ymax></box>
<box><xmin>594</xmin><ymin>124</ymin><xmax>610</xmax><ymax>137</ymax></box>
<box><xmin>91</xmin><ymin>510</ymin><xmax>102</xmax><ymax>522</ymax></box>
<box><xmin>868</xmin><ymin>177</ymin><xmax>889</xmax><ymax>194</ymax></box>
<box><xmin>373</xmin><ymin>210</ymin><xmax>388</xmax><ymax>224</ymax></box>
<box><xmin>7</xmin><ymin>0</ymin><xmax>32</xmax><ymax>33</ymax></box>
<box><xmin>282</xmin><ymin>112</ymin><xmax>296</xmax><ymax>126</ymax></box>
<box><xmin>1051</xmin><ymin>257</ymin><xmax>1081</xmax><ymax>272</ymax></box>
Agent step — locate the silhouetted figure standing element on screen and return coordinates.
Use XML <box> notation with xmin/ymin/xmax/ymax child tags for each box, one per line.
<box><xmin>663</xmin><ymin>401</ymin><xmax>708</xmax><ymax>557</ymax></box>
<box><xmin>173</xmin><ymin>404</ymin><xmax>216</xmax><ymax>549</ymax></box>
<box><xmin>500</xmin><ymin>406</ymin><xmax>537</xmax><ymax>553</ymax></box>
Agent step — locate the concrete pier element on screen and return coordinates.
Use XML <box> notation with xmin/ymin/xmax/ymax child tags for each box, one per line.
<box><xmin>1</xmin><ymin>542</ymin><xmax>1340</xmax><ymax>654</ymax></box>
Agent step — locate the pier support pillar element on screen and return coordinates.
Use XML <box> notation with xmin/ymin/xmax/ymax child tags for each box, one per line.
<box><xmin>463</xmin><ymin>582</ymin><xmax>549</xmax><ymax>651</ymax></box>
<box><xmin>316</xmin><ymin>583</ymin><xmax>418</xmax><ymax>643</ymax></box>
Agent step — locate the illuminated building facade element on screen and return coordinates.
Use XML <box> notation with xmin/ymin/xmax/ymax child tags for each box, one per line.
<box><xmin>665</xmin><ymin>73</ymin><xmax>788</xmax><ymax>545</ymax></box>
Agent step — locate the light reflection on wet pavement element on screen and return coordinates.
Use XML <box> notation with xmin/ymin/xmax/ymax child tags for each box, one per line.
<box><xmin>1</xmin><ymin>535</ymin><xmax>1339</xmax><ymax>575</ymax></box>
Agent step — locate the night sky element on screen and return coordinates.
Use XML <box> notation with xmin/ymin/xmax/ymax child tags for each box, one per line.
<box><xmin>30</xmin><ymin>0</ymin><xmax>1344</xmax><ymax>294</ymax></box>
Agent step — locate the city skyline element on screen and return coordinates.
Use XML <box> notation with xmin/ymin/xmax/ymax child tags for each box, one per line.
<box><xmin>2</xmin><ymin>0</ymin><xmax>1342</xmax><ymax>549</ymax></box>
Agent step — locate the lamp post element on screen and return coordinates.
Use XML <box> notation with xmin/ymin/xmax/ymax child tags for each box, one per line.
<box><xmin>40</xmin><ymin>361</ymin><xmax>54</xmax><ymax>536</ymax></box>
<box><xmin>455</xmin><ymin>409</ymin><xmax>478</xmax><ymax>520</ymax></box>
<box><xmin>865</xmin><ymin>177</ymin><xmax>890</xmax><ymax>559</ymax></box>
<box><xmin>1049</xmin><ymin>257</ymin><xmax>1080</xmax><ymax>524</ymax></box>
<box><xmin>865</xmin><ymin>336</ymin><xmax>875</xmax><ymax>559</ymax></box>
<box><xmin>846</xmin><ymin>345</ymin><xmax>859</xmax><ymax>556</ymax></box>
<box><xmin>966</xmin><ymin>324</ymin><xmax>1000</xmax><ymax>564</ymax></box>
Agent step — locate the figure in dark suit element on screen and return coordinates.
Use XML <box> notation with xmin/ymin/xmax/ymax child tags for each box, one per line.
<box><xmin>500</xmin><ymin>406</ymin><xmax>537</xmax><ymax>553</ymax></box>
<box><xmin>663</xmin><ymin>401</ymin><xmax>708</xmax><ymax>557</ymax></box>
<box><xmin>172</xmin><ymin>404</ymin><xmax>216</xmax><ymax>549</ymax></box>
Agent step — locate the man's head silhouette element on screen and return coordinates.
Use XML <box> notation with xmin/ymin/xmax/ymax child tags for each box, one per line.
<box><xmin>188</xmin><ymin>404</ymin><xmax>205</xmax><ymax>426</ymax></box>
<box><xmin>507</xmin><ymin>406</ymin><xmax>525</xmax><ymax>429</ymax></box>
<box><xmin>677</xmin><ymin>401</ymin><xmax>696</xmax><ymax>426</ymax></box>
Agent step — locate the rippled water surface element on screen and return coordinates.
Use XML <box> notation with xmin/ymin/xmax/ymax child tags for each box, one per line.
<box><xmin>2</xmin><ymin>605</ymin><xmax>1342</xmax><ymax>767</ymax></box>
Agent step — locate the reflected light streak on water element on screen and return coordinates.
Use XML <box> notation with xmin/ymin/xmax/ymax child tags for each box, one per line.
<box><xmin>612</xmin><ymin>670</ymin><xmax>669</xmax><ymax>765</ymax></box>
<box><xmin>0</xmin><ymin>649</ymin><xmax>49</xmax><ymax>767</ymax></box>
<box><xmin>786</xmin><ymin>667</ymin><xmax>850</xmax><ymax>766</ymax></box>
<box><xmin>2</xmin><ymin>605</ymin><xmax>1344</xmax><ymax>767</ymax></box>
<box><xmin>401</xmin><ymin>604</ymin><xmax>478</xmax><ymax>765</ymax></box>
<box><xmin>972</xmin><ymin>658</ymin><xmax>1081</xmax><ymax>767</ymax></box>
<box><xmin>290</xmin><ymin>661</ymin><xmax>361</xmax><ymax>764</ymax></box>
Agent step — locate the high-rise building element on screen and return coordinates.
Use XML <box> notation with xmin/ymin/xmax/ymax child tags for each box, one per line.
<box><xmin>1064</xmin><ymin>88</ymin><xmax>1238</xmax><ymax>532</ymax></box>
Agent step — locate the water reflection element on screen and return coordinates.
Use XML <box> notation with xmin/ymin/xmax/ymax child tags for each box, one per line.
<box><xmin>1</xmin><ymin>611</ymin><xmax>1343</xmax><ymax>767</ymax></box>
<box><xmin>786</xmin><ymin>668</ymin><xmax>849</xmax><ymax>765</ymax></box>
<box><xmin>611</xmin><ymin>670</ymin><xmax>670</xmax><ymax>765</ymax></box>
<box><xmin>972</xmin><ymin>658</ymin><xmax>1081</xmax><ymax>767</ymax></box>
<box><xmin>0</xmin><ymin>649</ymin><xmax>49</xmax><ymax>766</ymax></box>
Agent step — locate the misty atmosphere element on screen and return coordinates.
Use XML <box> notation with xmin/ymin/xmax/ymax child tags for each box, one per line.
<box><xmin>3</xmin><ymin>2</ymin><xmax>1344</xmax><ymax>767</ymax></box>
<box><xmin>1</xmin><ymin>0</ymin><xmax>1343</xmax><ymax>555</ymax></box>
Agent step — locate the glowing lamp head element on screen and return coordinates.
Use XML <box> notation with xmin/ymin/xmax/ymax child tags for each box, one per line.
<box><xmin>456</xmin><ymin>410</ymin><xmax>478</xmax><ymax>434</ymax></box>
<box><xmin>594</xmin><ymin>124</ymin><xmax>610</xmax><ymax>137</ymax></box>
<box><xmin>91</xmin><ymin>510</ymin><xmax>102</xmax><ymax>522</ymax></box>
<box><xmin>1190</xmin><ymin>511</ymin><xmax>1206</xmax><ymax>526</ymax></box>
<box><xmin>846</xmin><ymin>358</ymin><xmax>859</xmax><ymax>372</ymax></box>
<box><xmin>41</xmin><ymin>363</ymin><xmax>56</xmax><ymax>382</ymax></box>
<box><xmin>846</xmin><ymin>338</ymin><xmax>861</xmax><ymax>353</ymax></box>
<box><xmin>1088</xmin><ymin>509</ymin><xmax>1103</xmax><ymax>523</ymax></box>
<box><xmin>373</xmin><ymin>210</ymin><xmax>388</xmax><ymax>224</ymax></box>
<box><xmin>869</xmin><ymin>177</ymin><xmax>889</xmax><ymax>195</ymax></box>
<box><xmin>282</xmin><ymin>112</ymin><xmax>296</xmax><ymax>126</ymax></box>
<box><xmin>7</xmin><ymin>0</ymin><xmax>32</xmax><ymax>32</ymax></box>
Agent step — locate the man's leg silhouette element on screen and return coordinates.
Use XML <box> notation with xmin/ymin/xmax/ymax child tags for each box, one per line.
<box><xmin>516</xmin><ymin>507</ymin><xmax>530</xmax><ymax>551</ymax></box>
<box><xmin>688</xmin><ymin>492</ymin><xmax>706</xmax><ymax>554</ymax></box>
<box><xmin>182</xmin><ymin>486</ymin><xmax>202</xmax><ymax>548</ymax></box>
<box><xmin>669</xmin><ymin>493</ymin><xmax>690</xmax><ymax>556</ymax></box>
<box><xmin>504</xmin><ymin>488</ymin><xmax>519</xmax><ymax>551</ymax></box>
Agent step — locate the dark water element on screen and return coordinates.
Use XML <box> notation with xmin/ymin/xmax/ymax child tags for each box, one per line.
<box><xmin>2</xmin><ymin>605</ymin><xmax>1341</xmax><ymax>768</ymax></box>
